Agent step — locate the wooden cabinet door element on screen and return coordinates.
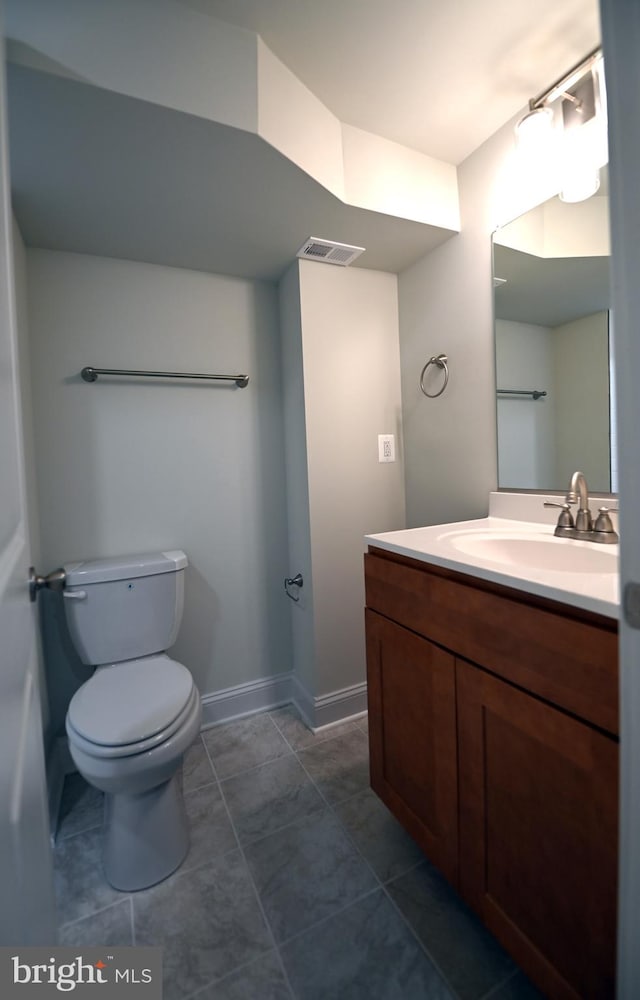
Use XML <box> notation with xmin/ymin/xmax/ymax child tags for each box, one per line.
<box><xmin>457</xmin><ymin>659</ymin><xmax>618</xmax><ymax>1000</ymax></box>
<box><xmin>365</xmin><ymin>609</ymin><xmax>458</xmax><ymax>885</ymax></box>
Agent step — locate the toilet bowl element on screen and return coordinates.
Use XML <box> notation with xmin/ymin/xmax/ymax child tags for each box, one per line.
<box><xmin>62</xmin><ymin>551</ymin><xmax>201</xmax><ymax>891</ymax></box>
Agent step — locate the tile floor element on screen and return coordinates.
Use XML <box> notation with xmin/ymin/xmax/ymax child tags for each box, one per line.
<box><xmin>54</xmin><ymin>707</ymin><xmax>543</xmax><ymax>1000</ymax></box>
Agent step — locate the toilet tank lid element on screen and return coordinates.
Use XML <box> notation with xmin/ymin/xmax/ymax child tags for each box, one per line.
<box><xmin>64</xmin><ymin>550</ymin><xmax>187</xmax><ymax>586</ymax></box>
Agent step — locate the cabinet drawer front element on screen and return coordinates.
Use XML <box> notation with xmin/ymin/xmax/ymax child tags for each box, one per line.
<box><xmin>365</xmin><ymin>551</ymin><xmax>618</xmax><ymax>734</ymax></box>
<box><xmin>457</xmin><ymin>659</ymin><xmax>617</xmax><ymax>1000</ymax></box>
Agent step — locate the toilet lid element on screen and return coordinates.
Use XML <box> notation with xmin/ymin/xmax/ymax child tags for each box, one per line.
<box><xmin>68</xmin><ymin>655</ymin><xmax>194</xmax><ymax>746</ymax></box>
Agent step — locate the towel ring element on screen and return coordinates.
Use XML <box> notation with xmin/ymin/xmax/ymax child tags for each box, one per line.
<box><xmin>419</xmin><ymin>354</ymin><xmax>449</xmax><ymax>398</ymax></box>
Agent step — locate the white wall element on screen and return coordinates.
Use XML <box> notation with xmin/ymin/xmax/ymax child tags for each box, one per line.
<box><xmin>279</xmin><ymin>261</ymin><xmax>406</xmax><ymax>718</ymax></box>
<box><xmin>553</xmin><ymin>310</ymin><xmax>610</xmax><ymax>490</ymax></box>
<box><xmin>495</xmin><ymin>319</ymin><xmax>556</xmax><ymax>488</ymax></box>
<box><xmin>26</xmin><ymin>249</ymin><xmax>291</xmax><ymax>737</ymax></box>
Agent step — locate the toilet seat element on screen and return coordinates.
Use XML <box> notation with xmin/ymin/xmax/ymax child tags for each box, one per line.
<box><xmin>67</xmin><ymin>654</ymin><xmax>196</xmax><ymax>757</ymax></box>
<box><xmin>67</xmin><ymin>685</ymin><xmax>200</xmax><ymax>759</ymax></box>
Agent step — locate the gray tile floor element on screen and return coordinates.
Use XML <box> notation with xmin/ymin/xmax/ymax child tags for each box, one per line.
<box><xmin>54</xmin><ymin>707</ymin><xmax>544</xmax><ymax>1000</ymax></box>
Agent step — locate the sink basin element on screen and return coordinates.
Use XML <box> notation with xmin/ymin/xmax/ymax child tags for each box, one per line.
<box><xmin>445</xmin><ymin>532</ymin><xmax>617</xmax><ymax>574</ymax></box>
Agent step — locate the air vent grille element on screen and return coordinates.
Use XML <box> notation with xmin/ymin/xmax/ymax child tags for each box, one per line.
<box><xmin>296</xmin><ymin>237</ymin><xmax>365</xmax><ymax>267</ymax></box>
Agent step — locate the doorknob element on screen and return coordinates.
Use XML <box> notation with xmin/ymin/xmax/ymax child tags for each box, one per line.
<box><xmin>28</xmin><ymin>566</ymin><xmax>66</xmax><ymax>603</ymax></box>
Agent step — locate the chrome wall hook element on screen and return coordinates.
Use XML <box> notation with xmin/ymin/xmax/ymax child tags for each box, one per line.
<box><xmin>284</xmin><ymin>573</ymin><xmax>303</xmax><ymax>602</ymax></box>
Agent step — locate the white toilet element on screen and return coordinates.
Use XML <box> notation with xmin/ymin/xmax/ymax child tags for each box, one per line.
<box><xmin>63</xmin><ymin>550</ymin><xmax>202</xmax><ymax>891</ymax></box>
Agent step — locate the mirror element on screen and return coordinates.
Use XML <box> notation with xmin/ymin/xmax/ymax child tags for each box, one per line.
<box><xmin>493</xmin><ymin>176</ymin><xmax>614</xmax><ymax>493</ymax></box>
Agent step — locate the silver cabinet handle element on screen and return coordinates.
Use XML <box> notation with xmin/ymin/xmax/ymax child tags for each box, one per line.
<box><xmin>63</xmin><ymin>589</ymin><xmax>87</xmax><ymax>600</ymax></box>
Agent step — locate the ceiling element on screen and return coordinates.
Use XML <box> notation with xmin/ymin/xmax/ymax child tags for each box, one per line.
<box><xmin>7</xmin><ymin>64</ymin><xmax>454</xmax><ymax>281</ymax></box>
<box><xmin>493</xmin><ymin>244</ymin><xmax>609</xmax><ymax>327</ymax></box>
<box><xmin>5</xmin><ymin>0</ymin><xmax>603</xmax><ymax>282</ymax></box>
<box><xmin>178</xmin><ymin>0</ymin><xmax>600</xmax><ymax>164</ymax></box>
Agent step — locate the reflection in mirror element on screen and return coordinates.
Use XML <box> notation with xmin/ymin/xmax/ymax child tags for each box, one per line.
<box><xmin>493</xmin><ymin>175</ymin><xmax>615</xmax><ymax>494</ymax></box>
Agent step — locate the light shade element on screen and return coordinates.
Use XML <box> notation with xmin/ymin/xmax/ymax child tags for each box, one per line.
<box><xmin>515</xmin><ymin>106</ymin><xmax>554</xmax><ymax>147</ymax></box>
<box><xmin>559</xmin><ymin>167</ymin><xmax>601</xmax><ymax>203</ymax></box>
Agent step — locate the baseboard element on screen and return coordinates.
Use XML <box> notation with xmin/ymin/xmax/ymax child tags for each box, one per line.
<box><xmin>46</xmin><ymin>735</ymin><xmax>76</xmax><ymax>845</ymax></box>
<box><xmin>290</xmin><ymin>675</ymin><xmax>316</xmax><ymax>729</ymax></box>
<box><xmin>290</xmin><ymin>676</ymin><xmax>368</xmax><ymax>730</ymax></box>
<box><xmin>313</xmin><ymin>681</ymin><xmax>368</xmax><ymax>729</ymax></box>
<box><xmin>200</xmin><ymin>672</ymin><xmax>293</xmax><ymax>730</ymax></box>
<box><xmin>200</xmin><ymin>673</ymin><xmax>368</xmax><ymax>732</ymax></box>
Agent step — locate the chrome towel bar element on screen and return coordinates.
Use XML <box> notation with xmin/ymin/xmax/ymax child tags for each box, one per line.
<box><xmin>81</xmin><ymin>366</ymin><xmax>249</xmax><ymax>387</ymax></box>
<box><xmin>497</xmin><ymin>388</ymin><xmax>547</xmax><ymax>400</ymax></box>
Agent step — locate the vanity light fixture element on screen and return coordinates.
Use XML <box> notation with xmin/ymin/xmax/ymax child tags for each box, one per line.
<box><xmin>515</xmin><ymin>46</ymin><xmax>606</xmax><ymax>202</ymax></box>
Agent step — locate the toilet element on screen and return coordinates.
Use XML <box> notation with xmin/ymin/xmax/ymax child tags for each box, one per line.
<box><xmin>63</xmin><ymin>550</ymin><xmax>202</xmax><ymax>892</ymax></box>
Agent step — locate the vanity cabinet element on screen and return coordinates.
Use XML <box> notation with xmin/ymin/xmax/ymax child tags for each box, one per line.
<box><xmin>365</xmin><ymin>609</ymin><xmax>458</xmax><ymax>884</ymax></box>
<box><xmin>365</xmin><ymin>547</ymin><xmax>618</xmax><ymax>1000</ymax></box>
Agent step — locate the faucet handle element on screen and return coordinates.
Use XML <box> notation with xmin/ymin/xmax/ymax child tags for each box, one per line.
<box><xmin>544</xmin><ymin>501</ymin><xmax>574</xmax><ymax>528</ymax></box>
<box><xmin>594</xmin><ymin>507</ymin><xmax>619</xmax><ymax>533</ymax></box>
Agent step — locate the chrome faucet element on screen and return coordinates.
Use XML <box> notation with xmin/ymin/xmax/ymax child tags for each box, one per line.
<box><xmin>544</xmin><ymin>470</ymin><xmax>619</xmax><ymax>544</ymax></box>
<box><xmin>566</xmin><ymin>471</ymin><xmax>593</xmax><ymax>532</ymax></box>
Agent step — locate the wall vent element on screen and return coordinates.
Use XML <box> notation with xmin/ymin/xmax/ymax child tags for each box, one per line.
<box><xmin>296</xmin><ymin>237</ymin><xmax>365</xmax><ymax>267</ymax></box>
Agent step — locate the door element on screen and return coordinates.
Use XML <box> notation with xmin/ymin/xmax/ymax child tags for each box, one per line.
<box><xmin>365</xmin><ymin>608</ymin><xmax>458</xmax><ymax>884</ymax></box>
<box><xmin>457</xmin><ymin>658</ymin><xmax>617</xmax><ymax>1000</ymax></box>
<box><xmin>0</xmin><ymin>32</ymin><xmax>56</xmax><ymax>944</ymax></box>
<box><xmin>600</xmin><ymin>3</ymin><xmax>640</xmax><ymax>996</ymax></box>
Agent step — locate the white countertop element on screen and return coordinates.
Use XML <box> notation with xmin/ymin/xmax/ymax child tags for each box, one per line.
<box><xmin>366</xmin><ymin>515</ymin><xmax>619</xmax><ymax>620</ymax></box>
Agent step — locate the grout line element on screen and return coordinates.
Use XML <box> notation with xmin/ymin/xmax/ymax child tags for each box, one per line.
<box><xmin>213</xmin><ymin>761</ymin><xmax>297</xmax><ymax>1000</ymax></box>
<box><xmin>381</xmin><ymin>854</ymin><xmax>427</xmax><ymax>886</ymax></box>
<box><xmin>199</xmin><ymin>734</ymin><xmax>224</xmax><ymax>790</ymax></box>
<box><xmin>269</xmin><ymin>709</ymin><xmax>366</xmax><ymax>751</ymax></box>
<box><xmin>276</xmin><ymin>885</ymin><xmax>381</xmax><ymax>950</ymax></box>
<box><xmin>268</xmin><ymin>734</ymin><xmax>456</xmax><ymax>997</ymax></box>
<box><xmin>292</xmin><ymin>737</ymin><xmax>458</xmax><ymax>999</ymax></box>
<box><xmin>201</xmin><ymin>747</ymin><xmax>295</xmax><ymax>784</ymax></box>
<box><xmin>178</xmin><ymin>953</ymin><xmax>271</xmax><ymax>1000</ymax></box>
<box><xmin>59</xmin><ymin>707</ymin><xmax>505</xmax><ymax>1000</ymax></box>
<box><xmin>477</xmin><ymin>968</ymin><xmax>520</xmax><ymax>1000</ymax></box>
<box><xmin>56</xmin><ymin>819</ymin><xmax>104</xmax><ymax>843</ymax></box>
<box><xmin>179</xmin><ymin>949</ymin><xmax>284</xmax><ymax>1000</ymax></box>
<box><xmin>215</xmin><ymin>750</ymin><xmax>296</xmax><ymax>785</ymax></box>
<box><xmin>182</xmin><ymin>777</ymin><xmax>218</xmax><ymax>796</ymax></box>
<box><xmin>229</xmin><ymin>802</ymin><xmax>327</xmax><ymax>852</ymax></box>
<box><xmin>57</xmin><ymin>897</ymin><xmax>132</xmax><ymax>935</ymax></box>
<box><xmin>376</xmin><ymin>880</ymin><xmax>458</xmax><ymax>998</ymax></box>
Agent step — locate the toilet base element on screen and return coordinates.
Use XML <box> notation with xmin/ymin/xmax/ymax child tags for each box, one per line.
<box><xmin>103</xmin><ymin>771</ymin><xmax>189</xmax><ymax>891</ymax></box>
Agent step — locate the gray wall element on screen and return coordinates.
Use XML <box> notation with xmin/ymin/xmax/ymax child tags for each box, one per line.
<box><xmin>553</xmin><ymin>310</ymin><xmax>610</xmax><ymax>489</ymax></box>
<box><xmin>280</xmin><ymin>260</ymin><xmax>405</xmax><ymax>712</ymax></box>
<box><xmin>26</xmin><ymin>249</ymin><xmax>291</xmax><ymax>737</ymax></box>
<box><xmin>495</xmin><ymin>318</ymin><xmax>556</xmax><ymax>489</ymax></box>
<box><xmin>300</xmin><ymin>260</ymin><xmax>406</xmax><ymax>699</ymax></box>
<box><xmin>399</xmin><ymin>151</ymin><xmax>498</xmax><ymax>527</ymax></box>
<box><xmin>13</xmin><ymin>218</ymin><xmax>52</xmax><ymax>749</ymax></box>
<box><xmin>278</xmin><ymin>262</ymin><xmax>315</xmax><ymax>697</ymax></box>
<box><xmin>399</xmin><ymin>113</ymin><xmax>565</xmax><ymax>527</ymax></box>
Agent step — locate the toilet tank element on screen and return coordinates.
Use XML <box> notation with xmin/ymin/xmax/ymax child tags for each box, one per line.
<box><xmin>63</xmin><ymin>550</ymin><xmax>187</xmax><ymax>666</ymax></box>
